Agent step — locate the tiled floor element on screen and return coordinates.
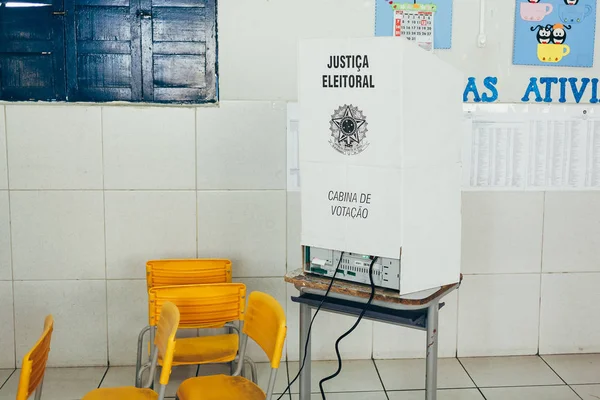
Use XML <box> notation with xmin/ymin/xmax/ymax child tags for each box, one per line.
<box><xmin>0</xmin><ymin>354</ymin><xmax>598</xmax><ymax>399</ymax></box>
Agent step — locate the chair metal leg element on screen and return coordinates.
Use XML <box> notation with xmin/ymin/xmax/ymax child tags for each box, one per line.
<box><xmin>150</xmin><ymin>327</ymin><xmax>156</xmax><ymax>390</ymax></box>
<box><xmin>245</xmin><ymin>356</ymin><xmax>258</xmax><ymax>384</ymax></box>
<box><xmin>33</xmin><ymin>377</ymin><xmax>44</xmax><ymax>400</ymax></box>
<box><xmin>135</xmin><ymin>325</ymin><xmax>151</xmax><ymax>387</ymax></box>
<box><xmin>137</xmin><ymin>362</ymin><xmax>152</xmax><ymax>388</ymax></box>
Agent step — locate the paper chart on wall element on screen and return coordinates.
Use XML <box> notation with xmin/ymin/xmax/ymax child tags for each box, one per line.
<box><xmin>375</xmin><ymin>0</ymin><xmax>452</xmax><ymax>49</ymax></box>
<box><xmin>463</xmin><ymin>104</ymin><xmax>600</xmax><ymax>190</ymax></box>
<box><xmin>393</xmin><ymin>4</ymin><xmax>435</xmax><ymax>51</ymax></box>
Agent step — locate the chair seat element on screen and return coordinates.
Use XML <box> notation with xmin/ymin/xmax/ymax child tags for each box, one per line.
<box><xmin>82</xmin><ymin>387</ymin><xmax>158</xmax><ymax>400</ymax></box>
<box><xmin>177</xmin><ymin>375</ymin><xmax>265</xmax><ymax>400</ymax></box>
<box><xmin>164</xmin><ymin>333</ymin><xmax>238</xmax><ymax>365</ymax></box>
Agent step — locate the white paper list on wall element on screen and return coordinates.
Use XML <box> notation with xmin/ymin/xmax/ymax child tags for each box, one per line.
<box><xmin>464</xmin><ymin>104</ymin><xmax>600</xmax><ymax>190</ymax></box>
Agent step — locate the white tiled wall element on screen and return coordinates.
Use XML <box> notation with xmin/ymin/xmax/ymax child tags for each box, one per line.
<box><xmin>539</xmin><ymin>273</ymin><xmax>600</xmax><ymax>354</ymax></box>
<box><xmin>457</xmin><ymin>274</ymin><xmax>541</xmax><ymax>357</ymax></box>
<box><xmin>0</xmin><ymin>191</ymin><xmax>11</xmax><ymax>281</ymax></box>
<box><xmin>102</xmin><ymin>107</ymin><xmax>196</xmax><ymax>190</ymax></box>
<box><xmin>13</xmin><ymin>280</ymin><xmax>108</xmax><ymax>367</ymax></box>
<box><xmin>10</xmin><ymin>191</ymin><xmax>106</xmax><ymax>281</ymax></box>
<box><xmin>0</xmin><ymin>281</ymin><xmax>15</xmax><ymax>368</ymax></box>
<box><xmin>0</xmin><ymin>108</ymin><xmax>8</xmax><ymax>190</ymax></box>
<box><xmin>542</xmin><ymin>193</ymin><xmax>600</xmax><ymax>273</ymax></box>
<box><xmin>197</xmin><ymin>191</ymin><xmax>286</xmax><ymax>278</ymax></box>
<box><xmin>1</xmin><ymin>0</ymin><xmax>600</xmax><ymax>368</ymax></box>
<box><xmin>5</xmin><ymin>106</ymin><xmax>103</xmax><ymax>190</ymax></box>
<box><xmin>107</xmin><ymin>280</ymin><xmax>148</xmax><ymax>366</ymax></box>
<box><xmin>0</xmin><ymin>103</ymin><xmax>290</xmax><ymax>367</ymax></box>
<box><xmin>461</xmin><ymin>193</ymin><xmax>544</xmax><ymax>275</ymax></box>
<box><xmin>104</xmin><ymin>191</ymin><xmax>197</xmax><ymax>280</ymax></box>
<box><xmin>196</xmin><ymin>101</ymin><xmax>287</xmax><ymax>190</ymax></box>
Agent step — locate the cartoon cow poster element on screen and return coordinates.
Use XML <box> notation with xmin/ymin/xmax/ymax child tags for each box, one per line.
<box><xmin>513</xmin><ymin>0</ymin><xmax>597</xmax><ymax>67</ymax></box>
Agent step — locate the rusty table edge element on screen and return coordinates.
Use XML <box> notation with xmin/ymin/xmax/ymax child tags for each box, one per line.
<box><xmin>284</xmin><ymin>269</ymin><xmax>462</xmax><ymax>306</ymax></box>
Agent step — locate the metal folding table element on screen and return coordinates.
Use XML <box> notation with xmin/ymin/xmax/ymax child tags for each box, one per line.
<box><xmin>285</xmin><ymin>269</ymin><xmax>461</xmax><ymax>400</ymax></box>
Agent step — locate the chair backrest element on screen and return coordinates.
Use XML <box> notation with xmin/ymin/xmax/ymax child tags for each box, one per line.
<box><xmin>154</xmin><ymin>302</ymin><xmax>180</xmax><ymax>386</ymax></box>
<box><xmin>146</xmin><ymin>259</ymin><xmax>232</xmax><ymax>290</ymax></box>
<box><xmin>148</xmin><ymin>283</ymin><xmax>246</xmax><ymax>329</ymax></box>
<box><xmin>16</xmin><ymin>315</ymin><xmax>54</xmax><ymax>400</ymax></box>
<box><xmin>242</xmin><ymin>292</ymin><xmax>286</xmax><ymax>369</ymax></box>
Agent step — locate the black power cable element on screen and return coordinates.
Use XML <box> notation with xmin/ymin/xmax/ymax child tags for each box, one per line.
<box><xmin>275</xmin><ymin>252</ymin><xmax>345</xmax><ymax>400</ymax></box>
<box><xmin>318</xmin><ymin>256</ymin><xmax>379</xmax><ymax>399</ymax></box>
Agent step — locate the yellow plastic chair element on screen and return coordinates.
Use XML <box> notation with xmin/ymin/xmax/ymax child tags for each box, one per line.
<box><xmin>145</xmin><ymin>259</ymin><xmax>232</xmax><ymax>289</ymax></box>
<box><xmin>177</xmin><ymin>291</ymin><xmax>287</xmax><ymax>400</ymax></box>
<box><xmin>137</xmin><ymin>283</ymin><xmax>247</xmax><ymax>387</ymax></box>
<box><xmin>16</xmin><ymin>315</ymin><xmax>54</xmax><ymax>400</ymax></box>
<box><xmin>137</xmin><ymin>259</ymin><xmax>256</xmax><ymax>386</ymax></box>
<box><xmin>83</xmin><ymin>301</ymin><xmax>180</xmax><ymax>400</ymax></box>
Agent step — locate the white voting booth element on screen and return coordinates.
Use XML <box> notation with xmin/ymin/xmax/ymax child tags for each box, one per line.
<box><xmin>298</xmin><ymin>37</ymin><xmax>463</xmax><ymax>295</ymax></box>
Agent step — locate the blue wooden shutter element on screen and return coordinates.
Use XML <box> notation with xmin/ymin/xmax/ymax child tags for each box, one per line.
<box><xmin>66</xmin><ymin>0</ymin><xmax>142</xmax><ymax>101</ymax></box>
<box><xmin>0</xmin><ymin>0</ymin><xmax>66</xmax><ymax>101</ymax></box>
<box><xmin>142</xmin><ymin>0</ymin><xmax>216</xmax><ymax>103</ymax></box>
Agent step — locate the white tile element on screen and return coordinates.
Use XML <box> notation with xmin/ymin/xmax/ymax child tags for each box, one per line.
<box><xmin>542</xmin><ymin>354</ymin><xmax>600</xmax><ymax>385</ymax></box>
<box><xmin>461</xmin><ymin>192</ymin><xmax>544</xmax><ymax>274</ymax></box>
<box><xmin>460</xmin><ymin>356</ymin><xmax>563</xmax><ymax>387</ymax></box>
<box><xmin>572</xmin><ymin>384</ymin><xmax>600</xmax><ymax>400</ymax></box>
<box><xmin>457</xmin><ymin>274</ymin><xmax>541</xmax><ymax>357</ymax></box>
<box><xmin>373</xmin><ymin>291</ymin><xmax>458</xmax><ymax>359</ymax></box>
<box><xmin>107</xmin><ymin>280</ymin><xmax>148</xmax><ymax>366</ymax></box>
<box><xmin>103</xmin><ymin>107</ymin><xmax>196</xmax><ymax>189</ymax></box>
<box><xmin>197</xmin><ymin>191</ymin><xmax>286</xmax><ymax>277</ymax></box>
<box><xmin>233</xmin><ymin>278</ymin><xmax>287</xmax><ymax>362</ymax></box>
<box><xmin>5</xmin><ymin>105</ymin><xmax>103</xmax><ymax>190</ymax></box>
<box><xmin>287</xmin><ymin>192</ymin><xmax>302</xmax><ymax>272</ymax></box>
<box><xmin>196</xmin><ymin>102</ymin><xmax>286</xmax><ymax>190</ymax></box>
<box><xmin>0</xmin><ymin>369</ymin><xmax>13</xmax><ymax>388</ymax></box>
<box><xmin>287</xmin><ymin>360</ymin><xmax>383</xmax><ymax>393</ymax></box>
<box><xmin>375</xmin><ymin>358</ymin><xmax>474</xmax><ymax>391</ymax></box>
<box><xmin>0</xmin><ymin>107</ymin><xmax>7</xmax><ymax>190</ymax></box>
<box><xmin>0</xmin><ymin>367</ymin><xmax>106</xmax><ymax>400</ymax></box>
<box><xmin>105</xmin><ymin>191</ymin><xmax>197</xmax><ymax>279</ymax></box>
<box><xmin>285</xmin><ymin>285</ymin><xmax>373</xmax><ymax>362</ymax></box>
<box><xmin>387</xmin><ymin>389</ymin><xmax>484</xmax><ymax>400</ymax></box>
<box><xmin>482</xmin><ymin>386</ymin><xmax>580</xmax><ymax>400</ymax></box>
<box><xmin>543</xmin><ymin>193</ymin><xmax>600</xmax><ymax>272</ymax></box>
<box><xmin>13</xmin><ymin>280</ymin><xmax>108</xmax><ymax>367</ymax></box>
<box><xmin>0</xmin><ymin>282</ymin><xmax>14</xmax><ymax>369</ymax></box>
<box><xmin>0</xmin><ymin>192</ymin><xmax>11</xmax><ymax>280</ymax></box>
<box><xmin>540</xmin><ymin>273</ymin><xmax>600</xmax><ymax>354</ymax></box>
<box><xmin>217</xmin><ymin>0</ymin><xmax>374</xmax><ymax>100</ymax></box>
<box><xmin>10</xmin><ymin>191</ymin><xmax>105</xmax><ymax>280</ymax></box>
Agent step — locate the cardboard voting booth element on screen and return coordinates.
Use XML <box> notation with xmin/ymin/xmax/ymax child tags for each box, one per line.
<box><xmin>298</xmin><ymin>37</ymin><xmax>463</xmax><ymax>294</ymax></box>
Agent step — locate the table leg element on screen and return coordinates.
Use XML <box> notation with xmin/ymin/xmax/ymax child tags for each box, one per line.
<box><xmin>425</xmin><ymin>301</ymin><xmax>439</xmax><ymax>400</ymax></box>
<box><xmin>299</xmin><ymin>302</ymin><xmax>312</xmax><ymax>400</ymax></box>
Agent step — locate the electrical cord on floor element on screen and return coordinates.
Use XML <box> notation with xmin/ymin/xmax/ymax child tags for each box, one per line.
<box><xmin>275</xmin><ymin>252</ymin><xmax>345</xmax><ymax>400</ymax></box>
<box><xmin>318</xmin><ymin>256</ymin><xmax>379</xmax><ymax>400</ymax></box>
